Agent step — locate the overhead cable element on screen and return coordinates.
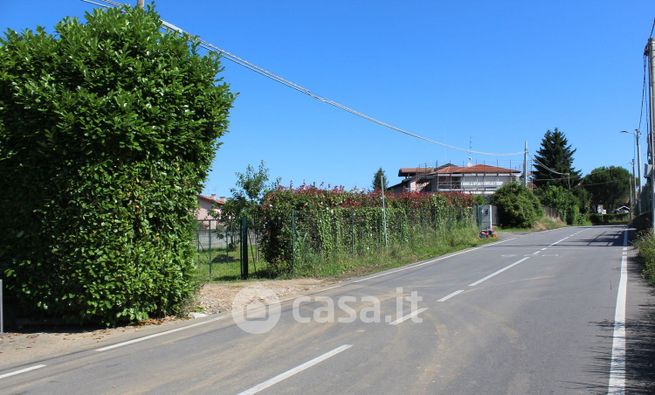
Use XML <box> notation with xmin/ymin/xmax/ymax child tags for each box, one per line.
<box><xmin>532</xmin><ymin>157</ymin><xmax>571</xmax><ymax>176</ymax></box>
<box><xmin>85</xmin><ymin>0</ymin><xmax>524</xmax><ymax>157</ymax></box>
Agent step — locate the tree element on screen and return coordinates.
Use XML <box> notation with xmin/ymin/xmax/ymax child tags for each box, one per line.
<box><xmin>0</xmin><ymin>6</ymin><xmax>235</xmax><ymax>325</ymax></box>
<box><xmin>221</xmin><ymin>161</ymin><xmax>279</xmax><ymax>267</ymax></box>
<box><xmin>224</xmin><ymin>161</ymin><xmax>279</xmax><ymax>222</ymax></box>
<box><xmin>491</xmin><ymin>183</ymin><xmax>543</xmax><ymax>228</ymax></box>
<box><xmin>582</xmin><ymin>166</ymin><xmax>631</xmax><ymax>211</ymax></box>
<box><xmin>372</xmin><ymin>168</ymin><xmax>388</xmax><ymax>190</ymax></box>
<box><xmin>536</xmin><ymin>185</ymin><xmax>578</xmax><ymax>224</ymax></box>
<box><xmin>533</xmin><ymin>128</ymin><xmax>581</xmax><ymax>188</ymax></box>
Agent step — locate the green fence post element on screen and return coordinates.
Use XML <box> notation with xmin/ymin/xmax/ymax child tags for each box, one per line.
<box><xmin>351</xmin><ymin>211</ymin><xmax>355</xmax><ymax>255</ymax></box>
<box><xmin>196</xmin><ymin>221</ymin><xmax>200</xmax><ymax>252</ymax></box>
<box><xmin>240</xmin><ymin>216</ymin><xmax>249</xmax><ymax>279</ymax></box>
<box><xmin>208</xmin><ymin>220</ymin><xmax>212</xmax><ymax>277</ymax></box>
<box><xmin>291</xmin><ymin>209</ymin><xmax>296</xmax><ymax>272</ymax></box>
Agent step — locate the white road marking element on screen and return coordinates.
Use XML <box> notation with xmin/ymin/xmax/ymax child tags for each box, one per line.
<box><xmin>468</xmin><ymin>257</ymin><xmax>530</xmax><ymax>287</ymax></box>
<box><xmin>608</xmin><ymin>229</ymin><xmax>628</xmax><ymax>394</ymax></box>
<box><xmin>549</xmin><ymin>236</ymin><xmax>570</xmax><ymax>247</ymax></box>
<box><xmin>389</xmin><ymin>307</ymin><xmax>428</xmax><ymax>325</ymax></box>
<box><xmin>353</xmin><ymin>238</ymin><xmax>517</xmax><ymax>283</ymax></box>
<box><xmin>540</xmin><ymin>248</ymin><xmax>548</xmax><ymax>251</ymax></box>
<box><xmin>438</xmin><ymin>290</ymin><xmax>464</xmax><ymax>303</ymax></box>
<box><xmin>0</xmin><ymin>364</ymin><xmax>46</xmax><ymax>380</ymax></box>
<box><xmin>237</xmin><ymin>345</ymin><xmax>352</xmax><ymax>395</ymax></box>
<box><xmin>96</xmin><ymin>316</ymin><xmax>227</xmax><ymax>352</ymax></box>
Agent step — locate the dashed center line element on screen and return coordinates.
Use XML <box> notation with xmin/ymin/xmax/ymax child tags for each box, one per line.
<box><xmin>237</xmin><ymin>345</ymin><xmax>352</xmax><ymax>395</ymax></box>
<box><xmin>438</xmin><ymin>290</ymin><xmax>464</xmax><ymax>302</ymax></box>
<box><xmin>389</xmin><ymin>307</ymin><xmax>428</xmax><ymax>325</ymax></box>
<box><xmin>468</xmin><ymin>257</ymin><xmax>530</xmax><ymax>287</ymax></box>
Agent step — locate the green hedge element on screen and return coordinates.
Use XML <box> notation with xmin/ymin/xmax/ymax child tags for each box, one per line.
<box><xmin>0</xmin><ymin>6</ymin><xmax>234</xmax><ymax>325</ymax></box>
<box><xmin>260</xmin><ymin>188</ymin><xmax>475</xmax><ymax>275</ymax></box>
<box><xmin>491</xmin><ymin>183</ymin><xmax>543</xmax><ymax>228</ymax></box>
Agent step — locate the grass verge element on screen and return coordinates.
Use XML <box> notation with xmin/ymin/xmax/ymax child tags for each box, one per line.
<box><xmin>635</xmin><ymin>231</ymin><xmax>655</xmax><ymax>284</ymax></box>
<box><xmin>496</xmin><ymin>215</ymin><xmax>567</xmax><ymax>233</ymax></box>
<box><xmin>194</xmin><ymin>248</ymin><xmax>271</xmax><ymax>282</ymax></box>
<box><xmin>194</xmin><ymin>226</ymin><xmax>493</xmax><ymax>282</ymax></box>
<box><xmin>292</xmin><ymin>226</ymin><xmax>492</xmax><ymax>278</ymax></box>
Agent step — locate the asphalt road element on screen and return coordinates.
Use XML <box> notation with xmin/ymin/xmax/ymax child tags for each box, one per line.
<box><xmin>1</xmin><ymin>225</ymin><xmax>654</xmax><ymax>394</ymax></box>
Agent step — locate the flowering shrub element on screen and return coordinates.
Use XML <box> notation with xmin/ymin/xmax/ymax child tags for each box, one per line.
<box><xmin>260</xmin><ymin>186</ymin><xmax>475</xmax><ymax>274</ymax></box>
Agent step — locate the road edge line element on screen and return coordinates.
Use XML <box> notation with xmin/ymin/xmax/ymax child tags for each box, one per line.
<box><xmin>353</xmin><ymin>237</ymin><xmax>518</xmax><ymax>284</ymax></box>
<box><xmin>0</xmin><ymin>364</ymin><xmax>46</xmax><ymax>380</ymax></box>
<box><xmin>96</xmin><ymin>315</ymin><xmax>227</xmax><ymax>352</ymax></box>
<box><xmin>607</xmin><ymin>227</ymin><xmax>628</xmax><ymax>393</ymax></box>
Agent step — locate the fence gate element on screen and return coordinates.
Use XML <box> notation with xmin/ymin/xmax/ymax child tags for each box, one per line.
<box><xmin>476</xmin><ymin>205</ymin><xmax>497</xmax><ymax>230</ymax></box>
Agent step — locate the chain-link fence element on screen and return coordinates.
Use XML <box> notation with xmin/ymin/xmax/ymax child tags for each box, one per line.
<box><xmin>194</xmin><ymin>219</ymin><xmax>265</xmax><ymax>280</ymax></box>
<box><xmin>260</xmin><ymin>205</ymin><xmax>476</xmax><ymax>275</ymax></box>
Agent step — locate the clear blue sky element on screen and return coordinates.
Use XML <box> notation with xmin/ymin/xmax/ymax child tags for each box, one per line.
<box><xmin>2</xmin><ymin>1</ymin><xmax>654</xmax><ymax>196</ymax></box>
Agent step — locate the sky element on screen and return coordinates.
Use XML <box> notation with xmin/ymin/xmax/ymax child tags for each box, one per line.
<box><xmin>2</xmin><ymin>0</ymin><xmax>654</xmax><ymax>197</ymax></box>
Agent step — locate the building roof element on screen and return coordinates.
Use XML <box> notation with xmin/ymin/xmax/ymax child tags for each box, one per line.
<box><xmin>198</xmin><ymin>194</ymin><xmax>225</xmax><ymax>205</ymax></box>
<box><xmin>398</xmin><ymin>167</ymin><xmax>435</xmax><ymax>177</ymax></box>
<box><xmin>435</xmin><ymin>164</ymin><xmax>520</xmax><ymax>175</ymax></box>
<box><xmin>398</xmin><ymin>163</ymin><xmax>456</xmax><ymax>177</ymax></box>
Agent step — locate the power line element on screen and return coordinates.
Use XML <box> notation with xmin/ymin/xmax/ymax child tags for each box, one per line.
<box><xmin>85</xmin><ymin>0</ymin><xmax>524</xmax><ymax>157</ymax></box>
<box><xmin>579</xmin><ymin>180</ymin><xmax>629</xmax><ymax>188</ymax></box>
<box><xmin>532</xmin><ymin>157</ymin><xmax>571</xmax><ymax>176</ymax></box>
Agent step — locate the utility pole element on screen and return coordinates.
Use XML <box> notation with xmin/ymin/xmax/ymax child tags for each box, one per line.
<box><xmin>136</xmin><ymin>0</ymin><xmax>144</xmax><ymax>8</ymax></box>
<box><xmin>647</xmin><ymin>38</ymin><xmax>655</xmax><ymax>228</ymax></box>
<box><xmin>523</xmin><ymin>140</ymin><xmax>528</xmax><ymax>187</ymax></box>
<box><xmin>630</xmin><ymin>159</ymin><xmax>636</xmax><ymax>217</ymax></box>
<box><xmin>635</xmin><ymin>129</ymin><xmax>642</xmax><ymax>214</ymax></box>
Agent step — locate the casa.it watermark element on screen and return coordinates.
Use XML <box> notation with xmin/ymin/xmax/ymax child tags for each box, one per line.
<box><xmin>231</xmin><ymin>285</ymin><xmax>423</xmax><ymax>334</ymax></box>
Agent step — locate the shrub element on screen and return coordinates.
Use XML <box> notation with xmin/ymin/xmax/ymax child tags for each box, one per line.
<box><xmin>536</xmin><ymin>185</ymin><xmax>579</xmax><ymax>225</ymax></box>
<box><xmin>491</xmin><ymin>183</ymin><xmax>543</xmax><ymax>228</ymax></box>
<box><xmin>636</xmin><ymin>232</ymin><xmax>655</xmax><ymax>284</ymax></box>
<box><xmin>0</xmin><ymin>6</ymin><xmax>235</xmax><ymax>325</ymax></box>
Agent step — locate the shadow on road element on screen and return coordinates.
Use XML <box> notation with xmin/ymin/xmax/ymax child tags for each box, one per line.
<box><xmin>570</xmin><ymin>255</ymin><xmax>655</xmax><ymax>393</ymax></box>
<box><xmin>624</xmin><ymin>255</ymin><xmax>655</xmax><ymax>394</ymax></box>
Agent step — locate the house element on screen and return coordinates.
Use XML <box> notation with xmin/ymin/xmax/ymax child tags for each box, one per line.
<box><xmin>388</xmin><ymin>164</ymin><xmax>521</xmax><ymax>195</ymax></box>
<box><xmin>196</xmin><ymin>194</ymin><xmax>225</xmax><ymax>229</ymax></box>
<box><xmin>389</xmin><ymin>165</ymin><xmax>454</xmax><ymax>193</ymax></box>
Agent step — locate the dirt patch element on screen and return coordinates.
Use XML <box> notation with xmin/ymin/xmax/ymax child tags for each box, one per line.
<box><xmin>196</xmin><ymin>278</ymin><xmax>336</xmax><ymax>315</ymax></box>
<box><xmin>0</xmin><ymin>278</ymin><xmax>336</xmax><ymax>369</ymax></box>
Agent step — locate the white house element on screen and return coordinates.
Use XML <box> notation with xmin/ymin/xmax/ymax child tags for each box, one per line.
<box><xmin>389</xmin><ymin>164</ymin><xmax>521</xmax><ymax>195</ymax></box>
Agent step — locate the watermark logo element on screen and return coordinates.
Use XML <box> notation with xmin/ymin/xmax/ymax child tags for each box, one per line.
<box><xmin>232</xmin><ymin>286</ymin><xmax>424</xmax><ymax>334</ymax></box>
<box><xmin>231</xmin><ymin>284</ymin><xmax>282</xmax><ymax>334</ymax></box>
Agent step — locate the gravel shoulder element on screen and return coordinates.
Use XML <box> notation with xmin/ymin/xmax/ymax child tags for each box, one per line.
<box><xmin>0</xmin><ymin>278</ymin><xmax>336</xmax><ymax>369</ymax></box>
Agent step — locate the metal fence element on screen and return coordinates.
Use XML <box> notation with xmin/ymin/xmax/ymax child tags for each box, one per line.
<box><xmin>195</xmin><ymin>219</ymin><xmax>230</xmax><ymax>251</ymax></box>
<box><xmin>542</xmin><ymin>206</ymin><xmax>561</xmax><ymax>221</ymax></box>
<box><xmin>195</xmin><ymin>218</ymin><xmax>264</xmax><ymax>279</ymax></box>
